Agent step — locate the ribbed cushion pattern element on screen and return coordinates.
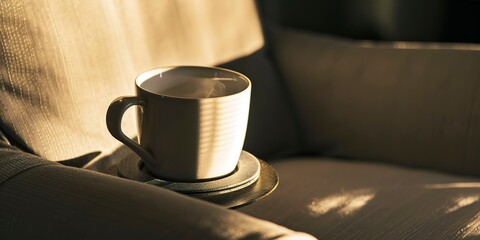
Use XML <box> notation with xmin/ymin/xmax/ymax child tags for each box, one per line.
<box><xmin>241</xmin><ymin>158</ymin><xmax>480</xmax><ymax>239</ymax></box>
<box><xmin>0</xmin><ymin>141</ymin><xmax>55</xmax><ymax>184</ymax></box>
<box><xmin>0</xmin><ymin>0</ymin><xmax>263</xmax><ymax>162</ymax></box>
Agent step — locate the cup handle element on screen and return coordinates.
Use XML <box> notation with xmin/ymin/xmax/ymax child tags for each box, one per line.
<box><xmin>106</xmin><ymin>96</ymin><xmax>157</xmax><ymax>164</ymax></box>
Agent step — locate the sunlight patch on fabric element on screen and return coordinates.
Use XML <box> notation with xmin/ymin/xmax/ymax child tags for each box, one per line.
<box><xmin>307</xmin><ymin>188</ymin><xmax>375</xmax><ymax>217</ymax></box>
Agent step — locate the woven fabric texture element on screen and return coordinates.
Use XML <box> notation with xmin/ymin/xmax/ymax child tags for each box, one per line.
<box><xmin>241</xmin><ymin>157</ymin><xmax>480</xmax><ymax>239</ymax></box>
<box><xmin>0</xmin><ymin>0</ymin><xmax>263</xmax><ymax>164</ymax></box>
<box><xmin>0</xmin><ymin>140</ymin><xmax>56</xmax><ymax>185</ymax></box>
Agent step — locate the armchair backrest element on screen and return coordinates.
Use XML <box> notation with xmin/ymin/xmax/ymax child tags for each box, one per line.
<box><xmin>270</xmin><ymin>26</ymin><xmax>480</xmax><ymax>176</ymax></box>
<box><xmin>0</xmin><ymin>0</ymin><xmax>265</xmax><ymax>165</ymax></box>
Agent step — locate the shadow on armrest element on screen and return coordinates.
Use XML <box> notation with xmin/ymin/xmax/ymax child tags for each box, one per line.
<box><xmin>0</xmin><ymin>142</ymin><xmax>315</xmax><ymax>239</ymax></box>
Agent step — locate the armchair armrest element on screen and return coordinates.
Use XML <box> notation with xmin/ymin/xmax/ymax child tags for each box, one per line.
<box><xmin>0</xmin><ymin>141</ymin><xmax>315</xmax><ymax>239</ymax></box>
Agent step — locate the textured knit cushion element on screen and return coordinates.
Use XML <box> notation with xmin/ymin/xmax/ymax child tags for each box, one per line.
<box><xmin>0</xmin><ymin>0</ymin><xmax>264</xmax><ymax>166</ymax></box>
<box><xmin>271</xmin><ymin>27</ymin><xmax>480</xmax><ymax>176</ymax></box>
<box><xmin>0</xmin><ymin>140</ymin><xmax>56</xmax><ymax>184</ymax></box>
<box><xmin>240</xmin><ymin>157</ymin><xmax>480</xmax><ymax>239</ymax></box>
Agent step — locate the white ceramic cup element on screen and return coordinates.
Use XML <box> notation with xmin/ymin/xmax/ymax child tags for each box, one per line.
<box><xmin>107</xmin><ymin>66</ymin><xmax>251</xmax><ymax>181</ymax></box>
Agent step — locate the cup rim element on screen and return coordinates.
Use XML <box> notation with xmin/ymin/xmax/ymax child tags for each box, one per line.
<box><xmin>135</xmin><ymin>66</ymin><xmax>251</xmax><ymax>100</ymax></box>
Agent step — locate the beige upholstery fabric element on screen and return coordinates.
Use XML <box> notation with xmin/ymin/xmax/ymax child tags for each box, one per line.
<box><xmin>241</xmin><ymin>157</ymin><xmax>480</xmax><ymax>239</ymax></box>
<box><xmin>271</xmin><ymin>27</ymin><xmax>480</xmax><ymax>176</ymax></box>
<box><xmin>0</xmin><ymin>0</ymin><xmax>263</xmax><ymax>164</ymax></box>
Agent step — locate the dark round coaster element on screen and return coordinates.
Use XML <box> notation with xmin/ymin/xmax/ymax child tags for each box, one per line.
<box><xmin>117</xmin><ymin>151</ymin><xmax>278</xmax><ymax>208</ymax></box>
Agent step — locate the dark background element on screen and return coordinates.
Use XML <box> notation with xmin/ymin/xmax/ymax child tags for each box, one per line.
<box><xmin>258</xmin><ymin>0</ymin><xmax>480</xmax><ymax>43</ymax></box>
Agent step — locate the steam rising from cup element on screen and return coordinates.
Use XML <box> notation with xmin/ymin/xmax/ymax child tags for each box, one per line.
<box><xmin>141</xmin><ymin>76</ymin><xmax>237</xmax><ymax>99</ymax></box>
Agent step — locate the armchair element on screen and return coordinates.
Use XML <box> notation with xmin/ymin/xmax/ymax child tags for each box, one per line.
<box><xmin>2</xmin><ymin>0</ymin><xmax>480</xmax><ymax>239</ymax></box>
<box><xmin>0</xmin><ymin>1</ymin><xmax>310</xmax><ymax>239</ymax></box>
